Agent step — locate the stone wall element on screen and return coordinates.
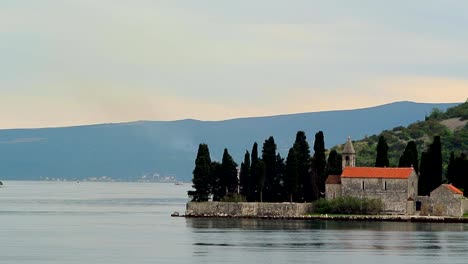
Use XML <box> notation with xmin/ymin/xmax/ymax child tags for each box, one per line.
<box><xmin>463</xmin><ymin>200</ymin><xmax>468</xmax><ymax>215</ymax></box>
<box><xmin>186</xmin><ymin>202</ymin><xmax>314</xmax><ymax>217</ymax></box>
<box><xmin>341</xmin><ymin>178</ymin><xmax>411</xmax><ymax>214</ymax></box>
<box><xmin>430</xmin><ymin>187</ymin><xmax>464</xmax><ymax>217</ymax></box>
<box><xmin>325</xmin><ymin>184</ymin><xmax>342</xmax><ymax>200</ymax></box>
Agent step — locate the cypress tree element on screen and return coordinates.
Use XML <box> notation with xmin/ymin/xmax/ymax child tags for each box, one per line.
<box><xmin>446</xmin><ymin>152</ymin><xmax>468</xmax><ymax>191</ymax></box>
<box><xmin>254</xmin><ymin>160</ymin><xmax>266</xmax><ymax>202</ymax></box>
<box><xmin>309</xmin><ymin>157</ymin><xmax>321</xmax><ymax>201</ymax></box>
<box><xmin>418</xmin><ymin>151</ymin><xmax>430</xmax><ymax>196</ymax></box>
<box><xmin>272</xmin><ymin>153</ymin><xmax>287</xmax><ymax>202</ymax></box>
<box><xmin>210</xmin><ymin>161</ymin><xmax>223</xmax><ymax>201</ymax></box>
<box><xmin>428</xmin><ymin>136</ymin><xmax>443</xmax><ymax>192</ymax></box>
<box><xmin>262</xmin><ymin>136</ymin><xmax>277</xmax><ymax>202</ymax></box>
<box><xmin>249</xmin><ymin>142</ymin><xmax>259</xmax><ymax>201</ymax></box>
<box><xmin>293</xmin><ymin>131</ymin><xmax>311</xmax><ymax>202</ymax></box>
<box><xmin>398</xmin><ymin>141</ymin><xmax>419</xmax><ymax>173</ymax></box>
<box><xmin>239</xmin><ymin>151</ymin><xmax>250</xmax><ymax>197</ymax></box>
<box><xmin>419</xmin><ymin>136</ymin><xmax>444</xmax><ymax>195</ymax></box>
<box><xmin>285</xmin><ymin>147</ymin><xmax>299</xmax><ymax>202</ymax></box>
<box><xmin>221</xmin><ymin>148</ymin><xmax>238</xmax><ymax>196</ymax></box>
<box><xmin>313</xmin><ymin>131</ymin><xmax>327</xmax><ymax>197</ymax></box>
<box><xmin>375</xmin><ymin>136</ymin><xmax>389</xmax><ymax>167</ymax></box>
<box><xmin>326</xmin><ymin>150</ymin><xmax>342</xmax><ymax>176</ymax></box>
<box><xmin>188</xmin><ymin>144</ymin><xmax>212</xmax><ymax>201</ymax></box>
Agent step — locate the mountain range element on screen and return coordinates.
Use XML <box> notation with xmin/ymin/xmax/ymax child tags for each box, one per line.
<box><xmin>0</xmin><ymin>101</ymin><xmax>459</xmax><ymax>181</ymax></box>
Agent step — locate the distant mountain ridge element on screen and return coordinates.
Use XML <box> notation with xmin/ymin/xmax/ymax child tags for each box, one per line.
<box><xmin>0</xmin><ymin>101</ymin><xmax>460</xmax><ymax>181</ymax></box>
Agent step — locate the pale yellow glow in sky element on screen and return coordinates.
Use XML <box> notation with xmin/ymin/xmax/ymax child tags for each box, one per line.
<box><xmin>0</xmin><ymin>1</ymin><xmax>467</xmax><ymax>129</ymax></box>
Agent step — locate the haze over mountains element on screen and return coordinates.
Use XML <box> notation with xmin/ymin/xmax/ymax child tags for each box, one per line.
<box><xmin>0</xmin><ymin>101</ymin><xmax>459</xmax><ymax>181</ymax></box>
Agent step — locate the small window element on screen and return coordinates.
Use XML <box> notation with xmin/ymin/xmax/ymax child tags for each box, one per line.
<box><xmin>384</xmin><ymin>181</ymin><xmax>387</xmax><ymax>190</ymax></box>
<box><xmin>362</xmin><ymin>181</ymin><xmax>365</xmax><ymax>190</ymax></box>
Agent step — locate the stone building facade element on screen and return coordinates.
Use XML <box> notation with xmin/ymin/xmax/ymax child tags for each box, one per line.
<box><xmin>325</xmin><ymin>138</ymin><xmax>418</xmax><ymax>214</ymax></box>
<box><xmin>325</xmin><ymin>175</ymin><xmax>342</xmax><ymax>199</ymax></box>
<box><xmin>416</xmin><ymin>184</ymin><xmax>468</xmax><ymax>217</ymax></box>
<box><xmin>340</xmin><ymin>167</ymin><xmax>418</xmax><ymax>214</ymax></box>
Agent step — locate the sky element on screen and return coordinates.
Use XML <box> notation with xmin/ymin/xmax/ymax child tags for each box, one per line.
<box><xmin>1</xmin><ymin>0</ymin><xmax>467</xmax><ymax>129</ymax></box>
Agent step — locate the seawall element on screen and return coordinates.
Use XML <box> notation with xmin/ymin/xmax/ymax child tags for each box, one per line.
<box><xmin>183</xmin><ymin>202</ymin><xmax>468</xmax><ymax>223</ymax></box>
<box><xmin>186</xmin><ymin>202</ymin><xmax>314</xmax><ymax>218</ymax></box>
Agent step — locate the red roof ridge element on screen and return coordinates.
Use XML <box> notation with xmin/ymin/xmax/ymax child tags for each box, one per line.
<box><xmin>444</xmin><ymin>184</ymin><xmax>464</xmax><ymax>195</ymax></box>
<box><xmin>341</xmin><ymin>167</ymin><xmax>414</xmax><ymax>179</ymax></box>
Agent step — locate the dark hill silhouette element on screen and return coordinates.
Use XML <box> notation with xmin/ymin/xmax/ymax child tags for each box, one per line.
<box><xmin>0</xmin><ymin>101</ymin><xmax>459</xmax><ymax>181</ymax></box>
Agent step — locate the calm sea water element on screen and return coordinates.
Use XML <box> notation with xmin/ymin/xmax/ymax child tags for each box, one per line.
<box><xmin>1</xmin><ymin>181</ymin><xmax>468</xmax><ymax>264</ymax></box>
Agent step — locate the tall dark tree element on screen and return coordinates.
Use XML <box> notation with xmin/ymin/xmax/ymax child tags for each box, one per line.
<box><xmin>326</xmin><ymin>150</ymin><xmax>342</xmax><ymax>176</ymax></box>
<box><xmin>419</xmin><ymin>136</ymin><xmax>444</xmax><ymax>195</ymax></box>
<box><xmin>446</xmin><ymin>152</ymin><xmax>468</xmax><ymax>194</ymax></box>
<box><xmin>375</xmin><ymin>136</ymin><xmax>389</xmax><ymax>167</ymax></box>
<box><xmin>293</xmin><ymin>131</ymin><xmax>311</xmax><ymax>202</ymax></box>
<box><xmin>262</xmin><ymin>136</ymin><xmax>277</xmax><ymax>202</ymax></box>
<box><xmin>418</xmin><ymin>151</ymin><xmax>431</xmax><ymax>196</ymax></box>
<box><xmin>210</xmin><ymin>161</ymin><xmax>224</xmax><ymax>201</ymax></box>
<box><xmin>429</xmin><ymin>136</ymin><xmax>443</xmax><ymax>192</ymax></box>
<box><xmin>398</xmin><ymin>141</ymin><xmax>419</xmax><ymax>173</ymax></box>
<box><xmin>221</xmin><ymin>148</ymin><xmax>238</xmax><ymax>196</ymax></box>
<box><xmin>188</xmin><ymin>144</ymin><xmax>212</xmax><ymax>201</ymax></box>
<box><xmin>313</xmin><ymin>131</ymin><xmax>327</xmax><ymax>197</ymax></box>
<box><xmin>254</xmin><ymin>160</ymin><xmax>266</xmax><ymax>202</ymax></box>
<box><xmin>239</xmin><ymin>150</ymin><xmax>250</xmax><ymax>197</ymax></box>
<box><xmin>271</xmin><ymin>153</ymin><xmax>287</xmax><ymax>202</ymax></box>
<box><xmin>309</xmin><ymin>157</ymin><xmax>321</xmax><ymax>201</ymax></box>
<box><xmin>285</xmin><ymin>147</ymin><xmax>299</xmax><ymax>202</ymax></box>
<box><xmin>249</xmin><ymin>142</ymin><xmax>259</xmax><ymax>201</ymax></box>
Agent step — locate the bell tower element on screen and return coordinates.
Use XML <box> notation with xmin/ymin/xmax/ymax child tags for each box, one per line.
<box><xmin>342</xmin><ymin>137</ymin><xmax>356</xmax><ymax>168</ymax></box>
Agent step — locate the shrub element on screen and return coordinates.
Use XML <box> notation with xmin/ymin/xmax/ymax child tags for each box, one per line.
<box><xmin>420</xmin><ymin>203</ymin><xmax>432</xmax><ymax>216</ymax></box>
<box><xmin>314</xmin><ymin>196</ymin><xmax>383</xmax><ymax>215</ymax></box>
<box><xmin>221</xmin><ymin>193</ymin><xmax>247</xmax><ymax>202</ymax></box>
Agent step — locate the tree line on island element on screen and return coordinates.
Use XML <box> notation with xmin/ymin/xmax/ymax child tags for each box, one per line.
<box><xmin>189</xmin><ymin>130</ymin><xmax>468</xmax><ymax>202</ymax></box>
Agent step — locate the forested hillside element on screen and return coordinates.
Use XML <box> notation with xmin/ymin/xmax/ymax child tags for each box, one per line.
<box><xmin>332</xmin><ymin>101</ymin><xmax>468</xmax><ymax>174</ymax></box>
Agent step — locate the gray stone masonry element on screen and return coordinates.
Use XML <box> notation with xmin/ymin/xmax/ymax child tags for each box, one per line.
<box><xmin>186</xmin><ymin>202</ymin><xmax>314</xmax><ymax>217</ymax></box>
<box><xmin>341</xmin><ymin>171</ymin><xmax>418</xmax><ymax>214</ymax></box>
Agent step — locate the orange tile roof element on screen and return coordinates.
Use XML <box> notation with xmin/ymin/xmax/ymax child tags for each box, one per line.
<box><xmin>341</xmin><ymin>167</ymin><xmax>414</xmax><ymax>179</ymax></box>
<box><xmin>326</xmin><ymin>175</ymin><xmax>341</xmax><ymax>184</ymax></box>
<box><xmin>444</xmin><ymin>184</ymin><xmax>464</xmax><ymax>195</ymax></box>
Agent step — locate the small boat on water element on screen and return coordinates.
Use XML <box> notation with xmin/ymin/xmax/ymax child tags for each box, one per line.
<box><xmin>174</xmin><ymin>181</ymin><xmax>183</xmax><ymax>186</ymax></box>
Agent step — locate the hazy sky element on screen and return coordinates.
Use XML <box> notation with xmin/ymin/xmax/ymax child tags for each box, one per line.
<box><xmin>1</xmin><ymin>0</ymin><xmax>467</xmax><ymax>129</ymax></box>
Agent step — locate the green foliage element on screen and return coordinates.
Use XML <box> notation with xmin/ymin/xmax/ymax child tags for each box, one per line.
<box><xmin>221</xmin><ymin>148</ymin><xmax>238</xmax><ymax>195</ymax></box>
<box><xmin>427</xmin><ymin>102</ymin><xmax>468</xmax><ymax>121</ymax></box>
<box><xmin>419</xmin><ymin>136</ymin><xmax>443</xmax><ymax>195</ymax></box>
<box><xmin>375</xmin><ymin>136</ymin><xmax>389</xmax><ymax>167</ymax></box>
<box><xmin>189</xmin><ymin>144</ymin><xmax>212</xmax><ymax>202</ymax></box>
<box><xmin>399</xmin><ymin>141</ymin><xmax>419</xmax><ymax>173</ymax></box>
<box><xmin>249</xmin><ymin>142</ymin><xmax>259</xmax><ymax>201</ymax></box>
<box><xmin>262</xmin><ymin>136</ymin><xmax>277</xmax><ymax>202</ymax></box>
<box><xmin>326</xmin><ymin>150</ymin><xmax>342</xmax><ymax>176</ymax></box>
<box><xmin>314</xmin><ymin>197</ymin><xmax>384</xmax><ymax>215</ymax></box>
<box><xmin>331</xmin><ymin>102</ymin><xmax>467</xmax><ymax>170</ymax></box>
<box><xmin>285</xmin><ymin>147</ymin><xmax>299</xmax><ymax>202</ymax></box>
<box><xmin>271</xmin><ymin>153</ymin><xmax>287</xmax><ymax>202</ymax></box>
<box><xmin>313</xmin><ymin>131</ymin><xmax>327</xmax><ymax>197</ymax></box>
<box><xmin>254</xmin><ymin>160</ymin><xmax>266</xmax><ymax>202</ymax></box>
<box><xmin>210</xmin><ymin>161</ymin><xmax>224</xmax><ymax>201</ymax></box>
<box><xmin>293</xmin><ymin>131</ymin><xmax>311</xmax><ymax>202</ymax></box>
<box><xmin>221</xmin><ymin>193</ymin><xmax>248</xmax><ymax>203</ymax></box>
<box><xmin>446</xmin><ymin>152</ymin><xmax>468</xmax><ymax>194</ymax></box>
<box><xmin>239</xmin><ymin>151</ymin><xmax>250</xmax><ymax>197</ymax></box>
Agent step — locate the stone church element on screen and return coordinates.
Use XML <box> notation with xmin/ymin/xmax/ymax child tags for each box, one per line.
<box><xmin>326</xmin><ymin>137</ymin><xmax>468</xmax><ymax>216</ymax></box>
<box><xmin>326</xmin><ymin>137</ymin><xmax>418</xmax><ymax>214</ymax></box>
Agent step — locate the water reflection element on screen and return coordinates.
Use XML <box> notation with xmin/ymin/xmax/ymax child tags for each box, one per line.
<box><xmin>187</xmin><ymin>218</ymin><xmax>468</xmax><ymax>263</ymax></box>
<box><xmin>186</xmin><ymin>218</ymin><xmax>468</xmax><ymax>232</ymax></box>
